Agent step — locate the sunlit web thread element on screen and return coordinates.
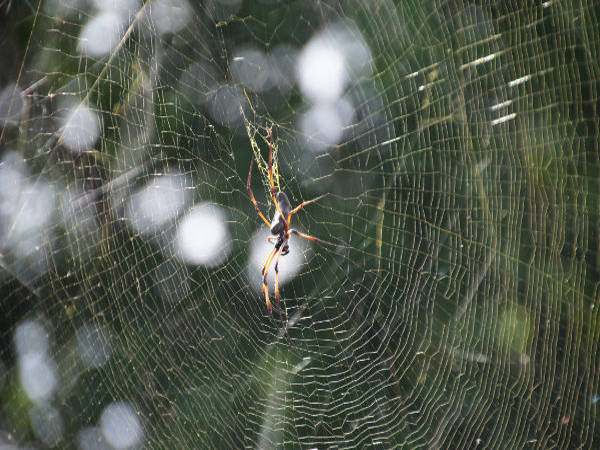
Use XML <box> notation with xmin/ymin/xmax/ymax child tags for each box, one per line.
<box><xmin>241</xmin><ymin>106</ymin><xmax>281</xmax><ymax>203</ymax></box>
<box><xmin>0</xmin><ymin>1</ymin><xmax>598</xmax><ymax>449</ymax></box>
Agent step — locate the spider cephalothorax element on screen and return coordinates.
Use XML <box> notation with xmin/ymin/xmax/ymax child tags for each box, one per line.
<box><xmin>246</xmin><ymin>126</ymin><xmax>341</xmax><ymax>313</ymax></box>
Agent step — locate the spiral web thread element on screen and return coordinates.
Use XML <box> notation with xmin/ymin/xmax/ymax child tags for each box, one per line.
<box><xmin>0</xmin><ymin>1</ymin><xmax>599</xmax><ymax>448</ymax></box>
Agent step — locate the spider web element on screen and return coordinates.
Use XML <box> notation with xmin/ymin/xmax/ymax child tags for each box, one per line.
<box><xmin>0</xmin><ymin>0</ymin><xmax>599</xmax><ymax>448</ymax></box>
<box><xmin>241</xmin><ymin>107</ymin><xmax>281</xmax><ymax>199</ymax></box>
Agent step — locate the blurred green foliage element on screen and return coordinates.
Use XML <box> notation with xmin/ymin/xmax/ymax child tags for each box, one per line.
<box><xmin>0</xmin><ymin>1</ymin><xmax>599</xmax><ymax>448</ymax></box>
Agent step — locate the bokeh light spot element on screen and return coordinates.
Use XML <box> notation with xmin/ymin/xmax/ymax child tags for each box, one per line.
<box><xmin>18</xmin><ymin>353</ymin><xmax>58</xmax><ymax>403</ymax></box>
<box><xmin>78</xmin><ymin>12</ymin><xmax>126</xmax><ymax>58</ymax></box>
<box><xmin>100</xmin><ymin>401</ymin><xmax>143</xmax><ymax>449</ymax></box>
<box><xmin>247</xmin><ymin>228</ymin><xmax>309</xmax><ymax>295</ymax></box>
<box><xmin>59</xmin><ymin>103</ymin><xmax>101</xmax><ymax>152</ymax></box>
<box><xmin>176</xmin><ymin>203</ymin><xmax>230</xmax><ymax>267</ymax></box>
<box><xmin>127</xmin><ymin>173</ymin><xmax>191</xmax><ymax>235</ymax></box>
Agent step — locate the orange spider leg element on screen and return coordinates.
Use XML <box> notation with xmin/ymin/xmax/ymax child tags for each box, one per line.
<box><xmin>286</xmin><ymin>193</ymin><xmax>327</xmax><ymax>225</ymax></box>
<box><xmin>262</xmin><ymin>246</ymin><xmax>278</xmax><ymax>276</ymax></box>
<box><xmin>267</xmin><ymin>126</ymin><xmax>288</xmax><ymax>230</ymax></box>
<box><xmin>261</xmin><ymin>246</ymin><xmax>278</xmax><ymax>313</ymax></box>
<box><xmin>290</xmin><ymin>228</ymin><xmax>345</xmax><ymax>248</ymax></box>
<box><xmin>262</xmin><ymin>245</ymin><xmax>282</xmax><ymax>313</ymax></box>
<box><xmin>273</xmin><ymin>245</ymin><xmax>284</xmax><ymax>310</ymax></box>
<box><xmin>247</xmin><ymin>159</ymin><xmax>271</xmax><ymax>227</ymax></box>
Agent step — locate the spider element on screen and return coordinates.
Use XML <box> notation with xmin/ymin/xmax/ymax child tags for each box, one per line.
<box><xmin>247</xmin><ymin>125</ymin><xmax>342</xmax><ymax>314</ymax></box>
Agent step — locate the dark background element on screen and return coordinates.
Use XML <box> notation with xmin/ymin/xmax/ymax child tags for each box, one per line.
<box><xmin>1</xmin><ymin>1</ymin><xmax>599</xmax><ymax>448</ymax></box>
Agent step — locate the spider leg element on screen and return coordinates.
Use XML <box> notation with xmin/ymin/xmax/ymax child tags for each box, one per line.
<box><xmin>247</xmin><ymin>159</ymin><xmax>271</xmax><ymax>227</ymax></box>
<box><xmin>262</xmin><ymin>245</ymin><xmax>281</xmax><ymax>314</ymax></box>
<box><xmin>267</xmin><ymin>126</ymin><xmax>288</xmax><ymax>229</ymax></box>
<box><xmin>290</xmin><ymin>228</ymin><xmax>346</xmax><ymax>248</ymax></box>
<box><xmin>273</xmin><ymin>241</ymin><xmax>285</xmax><ymax>311</ymax></box>
<box><xmin>287</xmin><ymin>193</ymin><xmax>328</xmax><ymax>224</ymax></box>
<box><xmin>262</xmin><ymin>247</ymin><xmax>277</xmax><ymax>313</ymax></box>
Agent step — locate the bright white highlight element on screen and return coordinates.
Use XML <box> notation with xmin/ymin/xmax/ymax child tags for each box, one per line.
<box><xmin>247</xmin><ymin>228</ymin><xmax>309</xmax><ymax>295</ymax></box>
<box><xmin>508</xmin><ymin>74</ymin><xmax>532</xmax><ymax>87</ymax></box>
<box><xmin>0</xmin><ymin>154</ymin><xmax>55</xmax><ymax>242</ymax></box>
<box><xmin>459</xmin><ymin>53</ymin><xmax>496</xmax><ymax>70</ymax></box>
<box><xmin>127</xmin><ymin>173</ymin><xmax>191</xmax><ymax>235</ymax></box>
<box><xmin>296</xmin><ymin>21</ymin><xmax>372</xmax><ymax>152</ymax></box>
<box><xmin>78</xmin><ymin>12</ymin><xmax>126</xmax><ymax>58</ymax></box>
<box><xmin>92</xmin><ymin>0</ymin><xmax>140</xmax><ymax>16</ymax></box>
<box><xmin>14</xmin><ymin>320</ymin><xmax>58</xmax><ymax>404</ymax></box>
<box><xmin>59</xmin><ymin>103</ymin><xmax>101</xmax><ymax>152</ymax></box>
<box><xmin>76</xmin><ymin>324</ymin><xmax>112</xmax><ymax>369</ymax></box>
<box><xmin>297</xmin><ymin>37</ymin><xmax>346</xmax><ymax>103</ymax></box>
<box><xmin>7</xmin><ymin>183</ymin><xmax>55</xmax><ymax>244</ymax></box>
<box><xmin>300</xmin><ymin>98</ymin><xmax>354</xmax><ymax>153</ymax></box>
<box><xmin>490</xmin><ymin>100</ymin><xmax>513</xmax><ymax>111</ymax></box>
<box><xmin>176</xmin><ymin>203</ymin><xmax>230</xmax><ymax>267</ymax></box>
<box><xmin>19</xmin><ymin>353</ymin><xmax>58</xmax><ymax>403</ymax></box>
<box><xmin>100</xmin><ymin>401</ymin><xmax>143</xmax><ymax>449</ymax></box>
<box><xmin>296</xmin><ymin>20</ymin><xmax>372</xmax><ymax>103</ymax></box>
<box><xmin>0</xmin><ymin>152</ymin><xmax>56</xmax><ymax>279</ymax></box>
<box><xmin>14</xmin><ymin>320</ymin><xmax>49</xmax><ymax>357</ymax></box>
<box><xmin>148</xmin><ymin>0</ymin><xmax>192</xmax><ymax>35</ymax></box>
<box><xmin>491</xmin><ymin>113</ymin><xmax>516</xmax><ymax>126</ymax></box>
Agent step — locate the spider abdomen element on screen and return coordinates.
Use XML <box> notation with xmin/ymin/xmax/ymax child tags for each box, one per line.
<box><xmin>270</xmin><ymin>212</ymin><xmax>285</xmax><ymax>234</ymax></box>
<box><xmin>270</xmin><ymin>191</ymin><xmax>292</xmax><ymax>234</ymax></box>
